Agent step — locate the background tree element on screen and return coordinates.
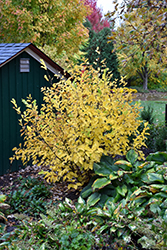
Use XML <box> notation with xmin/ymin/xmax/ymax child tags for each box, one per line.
<box><xmin>107</xmin><ymin>0</ymin><xmax>167</xmax><ymax>89</ymax></box>
<box><xmin>82</xmin><ymin>20</ymin><xmax>120</xmax><ymax>81</ymax></box>
<box><xmin>114</xmin><ymin>16</ymin><xmax>167</xmax><ymax>89</ymax></box>
<box><xmin>84</xmin><ymin>0</ymin><xmax>110</xmax><ymax>32</ymax></box>
<box><xmin>81</xmin><ymin>0</ymin><xmax>120</xmax><ymax>81</ymax></box>
<box><xmin>0</xmin><ymin>0</ymin><xmax>90</xmax><ymax>63</ymax></box>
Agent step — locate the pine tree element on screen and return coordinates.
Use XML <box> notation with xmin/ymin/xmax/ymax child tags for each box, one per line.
<box><xmin>82</xmin><ymin>20</ymin><xmax>120</xmax><ymax>81</ymax></box>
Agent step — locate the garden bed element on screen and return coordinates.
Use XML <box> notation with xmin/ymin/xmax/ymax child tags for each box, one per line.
<box><xmin>0</xmin><ymin>90</ymin><xmax>167</xmax><ymax>249</ymax></box>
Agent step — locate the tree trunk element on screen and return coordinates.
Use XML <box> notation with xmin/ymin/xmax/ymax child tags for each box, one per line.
<box><xmin>142</xmin><ymin>64</ymin><xmax>149</xmax><ymax>90</ymax></box>
<box><xmin>143</xmin><ymin>71</ymin><xmax>148</xmax><ymax>90</ymax></box>
<box><xmin>137</xmin><ymin>63</ymin><xmax>150</xmax><ymax>90</ymax></box>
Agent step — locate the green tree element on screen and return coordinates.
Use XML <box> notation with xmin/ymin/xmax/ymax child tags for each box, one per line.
<box><xmin>82</xmin><ymin>20</ymin><xmax>120</xmax><ymax>81</ymax></box>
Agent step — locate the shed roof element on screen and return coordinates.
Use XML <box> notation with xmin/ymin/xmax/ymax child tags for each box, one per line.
<box><xmin>0</xmin><ymin>43</ymin><xmax>31</xmax><ymax>65</ymax></box>
<box><xmin>0</xmin><ymin>43</ymin><xmax>70</xmax><ymax>77</ymax></box>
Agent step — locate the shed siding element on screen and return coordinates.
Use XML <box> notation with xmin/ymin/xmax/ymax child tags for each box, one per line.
<box><xmin>0</xmin><ymin>51</ymin><xmax>55</xmax><ymax>175</ymax></box>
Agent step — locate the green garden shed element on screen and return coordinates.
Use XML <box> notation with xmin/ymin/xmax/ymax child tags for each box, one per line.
<box><xmin>0</xmin><ymin>43</ymin><xmax>69</xmax><ymax>175</ymax></box>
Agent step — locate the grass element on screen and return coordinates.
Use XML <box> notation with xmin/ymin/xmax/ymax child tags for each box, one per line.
<box><xmin>139</xmin><ymin>100</ymin><xmax>166</xmax><ymax>124</ymax></box>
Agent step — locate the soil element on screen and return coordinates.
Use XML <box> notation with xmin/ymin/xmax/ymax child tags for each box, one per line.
<box><xmin>0</xmin><ymin>165</ymin><xmax>81</xmax><ymax>234</ymax></box>
<box><xmin>0</xmin><ymin>165</ymin><xmax>80</xmax><ymax>202</ymax></box>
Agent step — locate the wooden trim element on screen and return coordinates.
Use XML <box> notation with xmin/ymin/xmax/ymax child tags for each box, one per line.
<box><xmin>0</xmin><ymin>43</ymin><xmax>70</xmax><ymax>79</ymax></box>
<box><xmin>28</xmin><ymin>44</ymin><xmax>70</xmax><ymax>78</ymax></box>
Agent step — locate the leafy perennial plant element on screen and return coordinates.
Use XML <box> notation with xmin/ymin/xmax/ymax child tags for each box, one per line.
<box><xmin>11</xmin><ymin>60</ymin><xmax>149</xmax><ymax>188</ymax></box>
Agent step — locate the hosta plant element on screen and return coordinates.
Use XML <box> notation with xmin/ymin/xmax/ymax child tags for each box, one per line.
<box><xmin>81</xmin><ymin>150</ymin><xmax>167</xmax><ymax>215</ymax></box>
<box><xmin>87</xmin><ymin>198</ymin><xmax>167</xmax><ymax>249</ymax></box>
<box><xmin>10</xmin><ymin>60</ymin><xmax>149</xmax><ymax>189</ymax></box>
<box><xmin>81</xmin><ymin>150</ymin><xmax>167</xmax><ymax>248</ymax></box>
<box><xmin>81</xmin><ymin>150</ymin><xmax>146</xmax><ymax>207</ymax></box>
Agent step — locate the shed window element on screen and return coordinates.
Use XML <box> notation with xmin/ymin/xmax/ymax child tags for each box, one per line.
<box><xmin>20</xmin><ymin>58</ymin><xmax>30</xmax><ymax>72</ymax></box>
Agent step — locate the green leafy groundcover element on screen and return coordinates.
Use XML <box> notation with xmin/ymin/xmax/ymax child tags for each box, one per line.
<box><xmin>1</xmin><ymin>151</ymin><xmax>167</xmax><ymax>249</ymax></box>
<box><xmin>7</xmin><ymin>176</ymin><xmax>52</xmax><ymax>217</ymax></box>
<box><xmin>0</xmin><ymin>197</ymin><xmax>134</xmax><ymax>250</ymax></box>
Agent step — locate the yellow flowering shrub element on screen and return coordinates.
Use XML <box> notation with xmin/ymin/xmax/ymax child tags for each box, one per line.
<box><xmin>11</xmin><ymin>61</ymin><xmax>149</xmax><ymax>189</ymax></box>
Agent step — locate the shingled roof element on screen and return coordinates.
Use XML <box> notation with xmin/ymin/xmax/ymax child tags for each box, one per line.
<box><xmin>0</xmin><ymin>43</ymin><xmax>70</xmax><ymax>77</ymax></box>
<box><xmin>0</xmin><ymin>43</ymin><xmax>30</xmax><ymax>65</ymax></box>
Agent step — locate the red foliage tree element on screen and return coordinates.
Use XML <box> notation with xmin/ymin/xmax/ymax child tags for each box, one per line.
<box><xmin>85</xmin><ymin>0</ymin><xmax>110</xmax><ymax>32</ymax></box>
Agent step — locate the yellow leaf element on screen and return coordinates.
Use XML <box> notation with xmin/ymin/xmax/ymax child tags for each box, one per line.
<box><xmin>40</xmin><ymin>59</ymin><xmax>47</xmax><ymax>70</ymax></box>
<box><xmin>44</xmin><ymin>75</ymin><xmax>49</xmax><ymax>81</ymax></box>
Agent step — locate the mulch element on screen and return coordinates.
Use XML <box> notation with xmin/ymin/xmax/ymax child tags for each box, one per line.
<box><xmin>0</xmin><ymin>165</ymin><xmax>80</xmax><ymax>201</ymax></box>
<box><xmin>0</xmin><ymin>165</ymin><xmax>81</xmax><ymax>233</ymax></box>
<box><xmin>0</xmin><ymin>145</ymin><xmax>152</xmax><ymax>203</ymax></box>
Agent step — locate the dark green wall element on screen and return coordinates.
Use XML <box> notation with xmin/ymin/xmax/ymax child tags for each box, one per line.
<box><xmin>0</xmin><ymin>51</ymin><xmax>56</xmax><ymax>175</ymax></box>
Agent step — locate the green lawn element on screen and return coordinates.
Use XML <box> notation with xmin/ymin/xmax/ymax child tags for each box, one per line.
<box><xmin>138</xmin><ymin>100</ymin><xmax>167</xmax><ymax>124</ymax></box>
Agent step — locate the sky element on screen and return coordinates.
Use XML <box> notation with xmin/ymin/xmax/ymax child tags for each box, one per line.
<box><xmin>97</xmin><ymin>0</ymin><xmax>115</xmax><ymax>14</ymax></box>
<box><xmin>97</xmin><ymin>0</ymin><xmax>123</xmax><ymax>27</ymax></box>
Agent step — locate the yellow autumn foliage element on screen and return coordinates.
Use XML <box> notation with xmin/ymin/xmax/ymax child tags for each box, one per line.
<box><xmin>11</xmin><ymin>61</ymin><xmax>149</xmax><ymax>189</ymax></box>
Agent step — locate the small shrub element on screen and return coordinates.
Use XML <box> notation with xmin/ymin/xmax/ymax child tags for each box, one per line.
<box><xmin>148</xmin><ymin>72</ymin><xmax>167</xmax><ymax>90</ymax></box>
<box><xmin>140</xmin><ymin>105</ymin><xmax>155</xmax><ymax>124</ymax></box>
<box><xmin>18</xmin><ymin>176</ymin><xmax>51</xmax><ymax>198</ymax></box>
<box><xmin>154</xmin><ymin>124</ymin><xmax>167</xmax><ymax>151</ymax></box>
<box><xmin>129</xmin><ymin>86</ymin><xmax>149</xmax><ymax>93</ymax></box>
<box><xmin>145</xmin><ymin>123</ymin><xmax>167</xmax><ymax>152</ymax></box>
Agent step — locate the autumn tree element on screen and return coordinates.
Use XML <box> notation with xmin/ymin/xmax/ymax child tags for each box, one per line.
<box><xmin>85</xmin><ymin>0</ymin><xmax>110</xmax><ymax>32</ymax></box>
<box><xmin>0</xmin><ymin>0</ymin><xmax>90</xmax><ymax>61</ymax></box>
<box><xmin>107</xmin><ymin>0</ymin><xmax>167</xmax><ymax>89</ymax></box>
<box><xmin>114</xmin><ymin>17</ymin><xmax>167</xmax><ymax>89</ymax></box>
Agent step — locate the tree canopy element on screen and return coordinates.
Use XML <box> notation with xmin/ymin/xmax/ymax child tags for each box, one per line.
<box><xmin>108</xmin><ymin>0</ymin><xmax>167</xmax><ymax>50</ymax></box>
<box><xmin>114</xmin><ymin>15</ymin><xmax>167</xmax><ymax>89</ymax></box>
<box><xmin>0</xmin><ymin>0</ymin><xmax>90</xmax><ymax>59</ymax></box>
<box><xmin>107</xmin><ymin>0</ymin><xmax>167</xmax><ymax>89</ymax></box>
